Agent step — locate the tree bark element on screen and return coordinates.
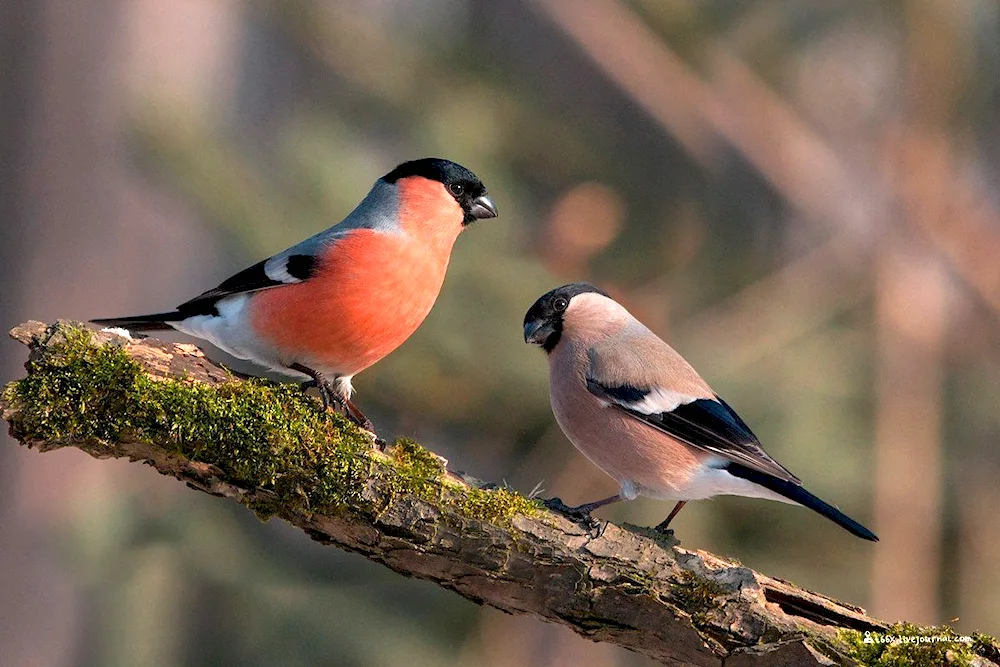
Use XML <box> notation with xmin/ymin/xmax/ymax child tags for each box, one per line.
<box><xmin>3</xmin><ymin>321</ymin><xmax>997</xmax><ymax>667</ymax></box>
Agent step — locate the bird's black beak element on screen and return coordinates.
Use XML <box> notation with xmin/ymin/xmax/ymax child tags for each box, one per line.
<box><xmin>524</xmin><ymin>320</ymin><xmax>554</xmax><ymax>345</ymax></box>
<box><xmin>468</xmin><ymin>194</ymin><xmax>498</xmax><ymax>220</ymax></box>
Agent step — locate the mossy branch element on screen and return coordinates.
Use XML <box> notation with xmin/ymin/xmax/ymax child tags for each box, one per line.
<box><xmin>3</xmin><ymin>322</ymin><xmax>998</xmax><ymax>667</ymax></box>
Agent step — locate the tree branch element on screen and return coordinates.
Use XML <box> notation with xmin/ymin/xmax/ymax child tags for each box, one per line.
<box><xmin>3</xmin><ymin>321</ymin><xmax>997</xmax><ymax>666</ymax></box>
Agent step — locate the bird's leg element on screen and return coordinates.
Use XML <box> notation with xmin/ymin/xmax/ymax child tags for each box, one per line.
<box><xmin>654</xmin><ymin>501</ymin><xmax>688</xmax><ymax>535</ymax></box>
<box><xmin>569</xmin><ymin>494</ymin><xmax>624</xmax><ymax>514</ymax></box>
<box><xmin>343</xmin><ymin>397</ymin><xmax>384</xmax><ymax>450</ymax></box>
<box><xmin>291</xmin><ymin>363</ymin><xmax>338</xmax><ymax>411</ymax></box>
<box><xmin>342</xmin><ymin>397</ymin><xmax>372</xmax><ymax>431</ymax></box>
<box><xmin>290</xmin><ymin>363</ymin><xmax>382</xmax><ymax>445</ymax></box>
<box><xmin>544</xmin><ymin>494</ymin><xmax>622</xmax><ymax>536</ymax></box>
<box><xmin>543</xmin><ymin>493</ymin><xmax>623</xmax><ymax>516</ymax></box>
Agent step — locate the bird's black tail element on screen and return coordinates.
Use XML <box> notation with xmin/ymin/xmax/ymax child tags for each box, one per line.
<box><xmin>91</xmin><ymin>312</ymin><xmax>185</xmax><ymax>333</ymax></box>
<box><xmin>726</xmin><ymin>463</ymin><xmax>879</xmax><ymax>541</ymax></box>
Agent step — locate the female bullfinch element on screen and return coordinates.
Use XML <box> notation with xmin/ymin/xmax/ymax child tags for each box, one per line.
<box><xmin>524</xmin><ymin>283</ymin><xmax>877</xmax><ymax>541</ymax></box>
<box><xmin>95</xmin><ymin>158</ymin><xmax>497</xmax><ymax>432</ymax></box>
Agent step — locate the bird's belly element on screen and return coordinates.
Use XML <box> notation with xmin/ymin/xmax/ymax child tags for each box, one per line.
<box><xmin>676</xmin><ymin>467</ymin><xmax>793</xmax><ymax>503</ymax></box>
<box><xmin>249</xmin><ymin>235</ymin><xmax>448</xmax><ymax>376</ymax></box>
<box><xmin>171</xmin><ymin>294</ymin><xmax>281</xmax><ymax>368</ymax></box>
<box><xmin>549</xmin><ymin>381</ymin><xmax>704</xmax><ymax>500</ymax></box>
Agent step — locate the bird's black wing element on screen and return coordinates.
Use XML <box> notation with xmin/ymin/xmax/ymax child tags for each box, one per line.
<box><xmin>587</xmin><ymin>380</ymin><xmax>801</xmax><ymax>484</ymax></box>
<box><xmin>177</xmin><ymin>254</ymin><xmax>317</xmax><ymax>316</ymax></box>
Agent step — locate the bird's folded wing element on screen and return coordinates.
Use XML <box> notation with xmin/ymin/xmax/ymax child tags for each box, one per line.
<box><xmin>585</xmin><ymin>346</ymin><xmax>800</xmax><ymax>484</ymax></box>
<box><xmin>174</xmin><ymin>228</ymin><xmax>348</xmax><ymax>314</ymax></box>
<box><xmin>177</xmin><ymin>254</ymin><xmax>317</xmax><ymax>312</ymax></box>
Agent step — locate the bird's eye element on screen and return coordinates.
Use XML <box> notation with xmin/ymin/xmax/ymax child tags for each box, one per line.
<box><xmin>553</xmin><ymin>297</ymin><xmax>569</xmax><ymax>312</ymax></box>
<box><xmin>448</xmin><ymin>182</ymin><xmax>465</xmax><ymax>197</ymax></box>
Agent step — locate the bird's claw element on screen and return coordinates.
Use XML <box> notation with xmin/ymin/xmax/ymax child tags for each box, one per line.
<box><xmin>300</xmin><ymin>379</ymin><xmax>383</xmax><ymax>449</ymax></box>
<box><xmin>341</xmin><ymin>402</ymin><xmax>382</xmax><ymax>449</ymax></box>
<box><xmin>542</xmin><ymin>496</ymin><xmax>575</xmax><ymax>515</ymax></box>
<box><xmin>338</xmin><ymin>404</ymin><xmax>384</xmax><ymax>450</ymax></box>
<box><xmin>582</xmin><ymin>516</ymin><xmax>606</xmax><ymax>538</ymax></box>
<box><xmin>300</xmin><ymin>380</ymin><xmax>334</xmax><ymax>411</ymax></box>
<box><xmin>543</xmin><ymin>497</ymin><xmax>606</xmax><ymax>537</ymax></box>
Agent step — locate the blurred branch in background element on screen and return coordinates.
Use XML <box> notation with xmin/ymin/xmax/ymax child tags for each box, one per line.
<box><xmin>676</xmin><ymin>234</ymin><xmax>870</xmax><ymax>373</ymax></box>
<box><xmin>532</xmin><ymin>0</ymin><xmax>881</xmax><ymax>232</ymax></box>
<box><xmin>535</xmin><ymin>0</ymin><xmax>1000</xmax><ymax>319</ymax></box>
<box><xmin>888</xmin><ymin>130</ymin><xmax>1000</xmax><ymax>319</ymax></box>
<box><xmin>873</xmin><ymin>239</ymin><xmax>948</xmax><ymax>623</ymax></box>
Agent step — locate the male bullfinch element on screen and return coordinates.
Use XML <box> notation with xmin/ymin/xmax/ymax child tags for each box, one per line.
<box><xmin>523</xmin><ymin>283</ymin><xmax>877</xmax><ymax>541</ymax></box>
<box><xmin>95</xmin><ymin>158</ymin><xmax>497</xmax><ymax>432</ymax></box>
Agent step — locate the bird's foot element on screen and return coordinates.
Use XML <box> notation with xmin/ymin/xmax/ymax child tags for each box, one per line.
<box><xmin>329</xmin><ymin>396</ymin><xmax>384</xmax><ymax>449</ymax></box>
<box><xmin>652</xmin><ymin>501</ymin><xmax>686</xmax><ymax>537</ymax></box>
<box><xmin>343</xmin><ymin>397</ymin><xmax>384</xmax><ymax>450</ymax></box>
<box><xmin>358</xmin><ymin>426</ymin><xmax>386</xmax><ymax>451</ymax></box>
<box><xmin>299</xmin><ymin>379</ymin><xmax>322</xmax><ymax>407</ymax></box>
<box><xmin>351</xmin><ymin>426</ymin><xmax>385</xmax><ymax>450</ymax></box>
<box><xmin>291</xmin><ymin>365</ymin><xmax>384</xmax><ymax>449</ymax></box>
<box><xmin>543</xmin><ymin>497</ymin><xmax>606</xmax><ymax>537</ymax></box>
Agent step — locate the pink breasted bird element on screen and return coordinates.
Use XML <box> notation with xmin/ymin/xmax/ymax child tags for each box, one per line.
<box><xmin>94</xmin><ymin>158</ymin><xmax>497</xmax><ymax>431</ymax></box>
<box><xmin>523</xmin><ymin>283</ymin><xmax>877</xmax><ymax>541</ymax></box>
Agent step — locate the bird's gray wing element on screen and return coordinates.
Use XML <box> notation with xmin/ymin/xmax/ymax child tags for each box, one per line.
<box><xmin>585</xmin><ymin>337</ymin><xmax>800</xmax><ymax>484</ymax></box>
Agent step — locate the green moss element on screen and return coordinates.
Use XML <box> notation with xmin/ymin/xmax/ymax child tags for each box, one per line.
<box><xmin>387</xmin><ymin>437</ymin><xmax>447</xmax><ymax>499</ymax></box>
<box><xmin>386</xmin><ymin>437</ymin><xmax>540</xmax><ymax>524</ymax></box>
<box><xmin>453</xmin><ymin>485</ymin><xmax>540</xmax><ymax>526</ymax></box>
<box><xmin>3</xmin><ymin>324</ymin><xmax>536</xmax><ymax>527</ymax></box>
<box><xmin>837</xmin><ymin>623</ymin><xmax>998</xmax><ymax>666</ymax></box>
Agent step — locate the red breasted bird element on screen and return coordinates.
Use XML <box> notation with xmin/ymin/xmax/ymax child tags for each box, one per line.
<box><xmin>94</xmin><ymin>158</ymin><xmax>497</xmax><ymax>431</ymax></box>
<box><xmin>523</xmin><ymin>283</ymin><xmax>877</xmax><ymax>541</ymax></box>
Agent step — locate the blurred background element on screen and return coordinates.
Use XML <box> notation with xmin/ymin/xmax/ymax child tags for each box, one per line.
<box><xmin>2</xmin><ymin>1</ymin><xmax>1000</xmax><ymax>665</ymax></box>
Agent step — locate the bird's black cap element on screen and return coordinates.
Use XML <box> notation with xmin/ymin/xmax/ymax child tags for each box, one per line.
<box><xmin>383</xmin><ymin>158</ymin><xmax>497</xmax><ymax>224</ymax></box>
<box><xmin>523</xmin><ymin>283</ymin><xmax>610</xmax><ymax>352</ymax></box>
